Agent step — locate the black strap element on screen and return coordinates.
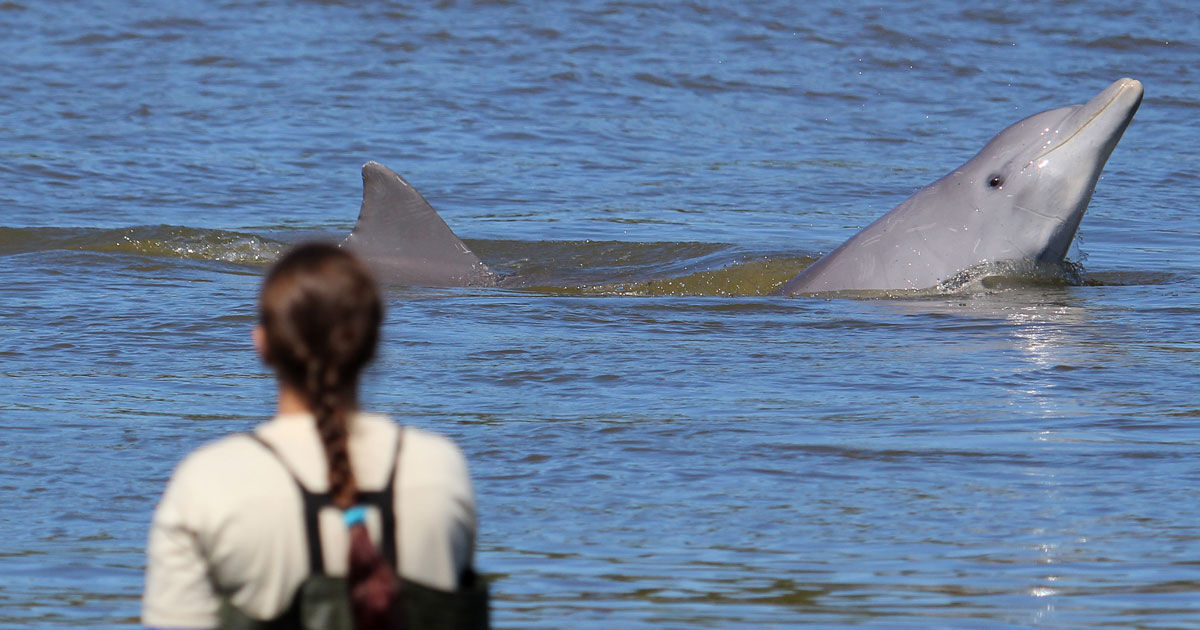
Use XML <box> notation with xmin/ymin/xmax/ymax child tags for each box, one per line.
<box><xmin>361</xmin><ymin>427</ymin><xmax>404</xmax><ymax>569</ymax></box>
<box><xmin>247</xmin><ymin>426</ymin><xmax>405</xmax><ymax>576</ymax></box>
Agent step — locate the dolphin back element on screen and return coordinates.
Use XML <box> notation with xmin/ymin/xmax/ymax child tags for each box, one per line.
<box><xmin>344</xmin><ymin>162</ymin><xmax>495</xmax><ymax>287</ymax></box>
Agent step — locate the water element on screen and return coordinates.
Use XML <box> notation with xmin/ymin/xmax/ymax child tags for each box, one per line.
<box><xmin>2</xmin><ymin>1</ymin><xmax>1199</xmax><ymax>627</ymax></box>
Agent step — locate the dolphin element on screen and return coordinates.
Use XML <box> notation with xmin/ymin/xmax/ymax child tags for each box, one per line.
<box><xmin>343</xmin><ymin>161</ymin><xmax>499</xmax><ymax>287</ymax></box>
<box><xmin>343</xmin><ymin>79</ymin><xmax>1142</xmax><ymax>293</ymax></box>
<box><xmin>776</xmin><ymin>77</ymin><xmax>1143</xmax><ymax>295</ymax></box>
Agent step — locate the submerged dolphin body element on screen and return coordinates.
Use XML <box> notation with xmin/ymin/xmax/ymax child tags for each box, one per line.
<box><xmin>343</xmin><ymin>161</ymin><xmax>498</xmax><ymax>287</ymax></box>
<box><xmin>777</xmin><ymin>78</ymin><xmax>1144</xmax><ymax>295</ymax></box>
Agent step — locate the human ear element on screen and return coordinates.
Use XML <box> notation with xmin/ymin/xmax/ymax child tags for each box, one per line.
<box><xmin>252</xmin><ymin>325</ymin><xmax>268</xmax><ymax>363</ymax></box>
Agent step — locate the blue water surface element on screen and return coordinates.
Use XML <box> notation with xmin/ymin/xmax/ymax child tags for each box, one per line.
<box><xmin>1</xmin><ymin>1</ymin><xmax>1199</xmax><ymax>628</ymax></box>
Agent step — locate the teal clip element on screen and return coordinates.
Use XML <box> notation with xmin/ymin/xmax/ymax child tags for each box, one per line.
<box><xmin>344</xmin><ymin>505</ymin><xmax>367</xmax><ymax>527</ymax></box>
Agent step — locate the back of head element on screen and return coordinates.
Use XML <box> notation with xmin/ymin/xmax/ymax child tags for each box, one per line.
<box><xmin>259</xmin><ymin>243</ymin><xmax>401</xmax><ymax>628</ymax></box>
<box><xmin>260</xmin><ymin>242</ymin><xmax>381</xmax><ymax>422</ymax></box>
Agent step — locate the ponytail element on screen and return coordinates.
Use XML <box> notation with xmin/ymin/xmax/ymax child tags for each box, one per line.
<box><xmin>260</xmin><ymin>242</ymin><xmax>403</xmax><ymax>628</ymax></box>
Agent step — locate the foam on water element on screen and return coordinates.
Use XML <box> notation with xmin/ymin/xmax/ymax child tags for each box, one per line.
<box><xmin>0</xmin><ymin>226</ymin><xmax>283</xmax><ymax>265</ymax></box>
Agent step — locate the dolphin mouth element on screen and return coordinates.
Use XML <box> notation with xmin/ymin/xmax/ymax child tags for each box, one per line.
<box><xmin>1033</xmin><ymin>78</ymin><xmax>1143</xmax><ymax>161</ymax></box>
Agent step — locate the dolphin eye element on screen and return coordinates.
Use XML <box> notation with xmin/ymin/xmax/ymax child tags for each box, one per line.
<box><xmin>988</xmin><ymin>175</ymin><xmax>1004</xmax><ymax>189</ymax></box>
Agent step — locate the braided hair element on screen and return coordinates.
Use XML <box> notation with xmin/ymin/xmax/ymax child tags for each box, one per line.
<box><xmin>259</xmin><ymin>242</ymin><xmax>402</xmax><ymax>628</ymax></box>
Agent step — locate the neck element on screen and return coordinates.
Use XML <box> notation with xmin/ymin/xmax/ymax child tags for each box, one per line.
<box><xmin>276</xmin><ymin>384</ymin><xmax>311</xmax><ymax>416</ymax></box>
<box><xmin>275</xmin><ymin>383</ymin><xmax>359</xmax><ymax>417</ymax></box>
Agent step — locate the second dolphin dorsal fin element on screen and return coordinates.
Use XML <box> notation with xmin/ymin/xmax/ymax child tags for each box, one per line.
<box><xmin>343</xmin><ymin>161</ymin><xmax>495</xmax><ymax>287</ymax></box>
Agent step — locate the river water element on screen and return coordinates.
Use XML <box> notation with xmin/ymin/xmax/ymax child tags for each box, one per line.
<box><xmin>2</xmin><ymin>1</ymin><xmax>1199</xmax><ymax>627</ymax></box>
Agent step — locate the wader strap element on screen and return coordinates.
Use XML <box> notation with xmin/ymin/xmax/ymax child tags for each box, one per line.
<box><xmin>354</xmin><ymin>427</ymin><xmax>403</xmax><ymax>568</ymax></box>
<box><xmin>246</xmin><ymin>427</ymin><xmax>405</xmax><ymax>575</ymax></box>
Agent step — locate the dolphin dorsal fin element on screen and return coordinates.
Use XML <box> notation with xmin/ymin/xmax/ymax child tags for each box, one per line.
<box><xmin>344</xmin><ymin>161</ymin><xmax>494</xmax><ymax>287</ymax></box>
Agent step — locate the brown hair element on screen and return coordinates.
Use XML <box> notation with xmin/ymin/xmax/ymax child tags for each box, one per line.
<box><xmin>259</xmin><ymin>242</ymin><xmax>401</xmax><ymax>628</ymax></box>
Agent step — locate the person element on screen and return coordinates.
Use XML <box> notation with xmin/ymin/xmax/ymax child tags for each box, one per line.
<box><xmin>142</xmin><ymin>242</ymin><xmax>484</xmax><ymax>629</ymax></box>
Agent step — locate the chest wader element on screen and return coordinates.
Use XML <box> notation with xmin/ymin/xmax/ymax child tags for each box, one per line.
<box><xmin>218</xmin><ymin>431</ymin><xmax>489</xmax><ymax>630</ymax></box>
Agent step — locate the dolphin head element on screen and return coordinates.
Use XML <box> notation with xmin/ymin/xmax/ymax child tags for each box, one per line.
<box><xmin>777</xmin><ymin>78</ymin><xmax>1144</xmax><ymax>295</ymax></box>
<box><xmin>951</xmin><ymin>77</ymin><xmax>1143</xmax><ymax>263</ymax></box>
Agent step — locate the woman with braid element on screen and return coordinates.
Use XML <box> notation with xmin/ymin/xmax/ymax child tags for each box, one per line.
<box><xmin>143</xmin><ymin>243</ymin><xmax>484</xmax><ymax>629</ymax></box>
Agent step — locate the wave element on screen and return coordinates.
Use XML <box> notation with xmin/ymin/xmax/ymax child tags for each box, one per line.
<box><xmin>935</xmin><ymin>259</ymin><xmax>1086</xmax><ymax>293</ymax></box>
<box><xmin>473</xmin><ymin>239</ymin><xmax>811</xmax><ymax>296</ymax></box>
<box><xmin>1</xmin><ymin>225</ymin><xmax>1167</xmax><ymax>297</ymax></box>
<box><xmin>0</xmin><ymin>225</ymin><xmax>810</xmax><ymax>296</ymax></box>
<box><xmin>1081</xmin><ymin>34</ymin><xmax>1185</xmax><ymax>52</ymax></box>
<box><xmin>0</xmin><ymin>225</ymin><xmax>284</xmax><ymax>265</ymax></box>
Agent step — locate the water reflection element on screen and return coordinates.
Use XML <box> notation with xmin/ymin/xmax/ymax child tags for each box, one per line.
<box><xmin>873</xmin><ymin>287</ymin><xmax>1116</xmax><ymax>624</ymax></box>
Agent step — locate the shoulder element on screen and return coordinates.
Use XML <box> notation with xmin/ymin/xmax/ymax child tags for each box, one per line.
<box><xmin>389</xmin><ymin>425</ymin><xmax>475</xmax><ymax>509</ymax></box>
<box><xmin>160</xmin><ymin>433</ymin><xmax>291</xmax><ymax>519</ymax></box>
<box><xmin>346</xmin><ymin>414</ymin><xmax>471</xmax><ymax>492</ymax></box>
<box><xmin>400</xmin><ymin>426</ymin><xmax>471</xmax><ymax>477</ymax></box>
<box><xmin>172</xmin><ymin>433</ymin><xmax>270</xmax><ymax>482</ymax></box>
<box><xmin>354</xmin><ymin>413</ymin><xmax>468</xmax><ymax>473</ymax></box>
<box><xmin>402</xmin><ymin>425</ymin><xmax>466</xmax><ymax>458</ymax></box>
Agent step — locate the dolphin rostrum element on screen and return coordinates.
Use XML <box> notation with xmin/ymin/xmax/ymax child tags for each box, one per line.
<box><xmin>776</xmin><ymin>78</ymin><xmax>1143</xmax><ymax>295</ymax></box>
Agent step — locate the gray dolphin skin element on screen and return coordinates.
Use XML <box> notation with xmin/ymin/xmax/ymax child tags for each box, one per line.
<box><xmin>343</xmin><ymin>161</ymin><xmax>498</xmax><ymax>287</ymax></box>
<box><xmin>776</xmin><ymin>77</ymin><xmax>1144</xmax><ymax>295</ymax></box>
